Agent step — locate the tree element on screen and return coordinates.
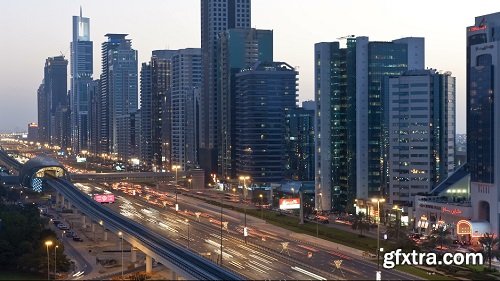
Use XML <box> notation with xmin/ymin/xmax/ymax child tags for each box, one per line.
<box><xmin>432</xmin><ymin>226</ymin><xmax>451</xmax><ymax>250</ymax></box>
<box><xmin>478</xmin><ymin>232</ymin><xmax>500</xmax><ymax>270</ymax></box>
<box><xmin>352</xmin><ymin>212</ymin><xmax>370</xmax><ymax>237</ymax></box>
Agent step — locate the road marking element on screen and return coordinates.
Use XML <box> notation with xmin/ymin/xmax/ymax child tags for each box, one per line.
<box><xmin>291</xmin><ymin>266</ymin><xmax>327</xmax><ymax>280</ymax></box>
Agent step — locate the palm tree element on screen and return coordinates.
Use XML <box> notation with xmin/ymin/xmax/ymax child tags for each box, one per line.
<box><xmin>432</xmin><ymin>226</ymin><xmax>451</xmax><ymax>250</ymax></box>
<box><xmin>478</xmin><ymin>232</ymin><xmax>500</xmax><ymax>270</ymax></box>
<box><xmin>352</xmin><ymin>211</ymin><xmax>370</xmax><ymax>237</ymax></box>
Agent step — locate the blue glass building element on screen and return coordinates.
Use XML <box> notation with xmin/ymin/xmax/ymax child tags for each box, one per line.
<box><xmin>234</xmin><ymin>62</ymin><xmax>298</xmax><ymax>184</ymax></box>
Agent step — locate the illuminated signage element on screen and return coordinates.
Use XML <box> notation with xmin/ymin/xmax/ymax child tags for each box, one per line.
<box><xmin>456</xmin><ymin>220</ymin><xmax>472</xmax><ymax>235</ymax></box>
<box><xmin>441</xmin><ymin>207</ymin><xmax>462</xmax><ymax>216</ymax></box>
<box><xmin>469</xmin><ymin>25</ymin><xmax>487</xmax><ymax>32</ymax></box>
<box><xmin>279</xmin><ymin>198</ymin><xmax>300</xmax><ymax>210</ymax></box>
<box><xmin>94</xmin><ymin>194</ymin><xmax>115</xmax><ymax>203</ymax></box>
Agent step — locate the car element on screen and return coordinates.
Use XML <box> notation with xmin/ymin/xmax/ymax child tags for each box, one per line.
<box><xmin>57</xmin><ymin>224</ymin><xmax>69</xmax><ymax>230</ymax></box>
<box><xmin>72</xmin><ymin>236</ymin><xmax>83</xmax><ymax>242</ymax></box>
<box><xmin>66</xmin><ymin>231</ymin><xmax>75</xmax><ymax>238</ymax></box>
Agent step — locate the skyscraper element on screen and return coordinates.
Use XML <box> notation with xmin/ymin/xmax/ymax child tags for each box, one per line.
<box><xmin>87</xmin><ymin>79</ymin><xmax>101</xmax><ymax>154</ymax></box>
<box><xmin>234</xmin><ymin>62</ymin><xmax>298</xmax><ymax>184</ymax></box>
<box><xmin>218</xmin><ymin>28</ymin><xmax>273</xmax><ymax>179</ymax></box>
<box><xmin>387</xmin><ymin>69</ymin><xmax>455</xmax><ymax>206</ymax></box>
<box><xmin>314</xmin><ymin>37</ymin><xmax>424</xmax><ymax>212</ymax></box>
<box><xmin>70</xmin><ymin>8</ymin><xmax>93</xmax><ymax>153</ymax></box>
<box><xmin>100</xmin><ymin>34</ymin><xmax>138</xmax><ymax>160</ymax></box>
<box><xmin>37</xmin><ymin>83</ymin><xmax>49</xmax><ymax>144</ymax></box>
<box><xmin>467</xmin><ymin>12</ymin><xmax>500</xmax><ymax>235</ymax></box>
<box><xmin>27</xmin><ymin>123</ymin><xmax>39</xmax><ymax>142</ymax></box>
<box><xmin>140</xmin><ymin>50</ymin><xmax>176</xmax><ymax>171</ymax></box>
<box><xmin>43</xmin><ymin>56</ymin><xmax>69</xmax><ymax>148</ymax></box>
<box><xmin>171</xmin><ymin>48</ymin><xmax>202</xmax><ymax>171</ymax></box>
<box><xmin>285</xmin><ymin>103</ymin><xmax>315</xmax><ymax>181</ymax></box>
<box><xmin>200</xmin><ymin>0</ymin><xmax>251</xmax><ymax>176</ymax></box>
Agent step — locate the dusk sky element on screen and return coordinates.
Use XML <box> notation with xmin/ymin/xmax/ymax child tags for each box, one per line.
<box><xmin>1</xmin><ymin>0</ymin><xmax>499</xmax><ymax>133</ymax></box>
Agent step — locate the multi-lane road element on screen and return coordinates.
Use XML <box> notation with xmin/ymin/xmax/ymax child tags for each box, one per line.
<box><xmin>75</xmin><ymin>182</ymin><xmax>419</xmax><ymax>280</ymax></box>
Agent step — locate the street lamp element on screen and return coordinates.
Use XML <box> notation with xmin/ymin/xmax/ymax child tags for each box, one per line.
<box><xmin>118</xmin><ymin>231</ymin><xmax>123</xmax><ymax>280</ymax></box>
<box><xmin>393</xmin><ymin>205</ymin><xmax>402</xmax><ymax>240</ymax></box>
<box><xmin>259</xmin><ymin>194</ymin><xmax>264</xmax><ymax>220</ymax></box>
<box><xmin>371</xmin><ymin>197</ymin><xmax>386</xmax><ymax>271</ymax></box>
<box><xmin>45</xmin><ymin>240</ymin><xmax>53</xmax><ymax>280</ymax></box>
<box><xmin>220</xmin><ymin>192</ymin><xmax>223</xmax><ymax>265</ymax></box>
<box><xmin>185</xmin><ymin>219</ymin><xmax>190</xmax><ymax>249</ymax></box>
<box><xmin>188</xmin><ymin>178</ymin><xmax>192</xmax><ymax>189</ymax></box>
<box><xmin>54</xmin><ymin>245</ymin><xmax>59</xmax><ymax>279</ymax></box>
<box><xmin>172</xmin><ymin>165</ymin><xmax>181</xmax><ymax>212</ymax></box>
<box><xmin>239</xmin><ymin>176</ymin><xmax>250</xmax><ymax>244</ymax></box>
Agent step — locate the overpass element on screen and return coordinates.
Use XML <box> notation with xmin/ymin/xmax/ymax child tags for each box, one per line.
<box><xmin>49</xmin><ymin>178</ymin><xmax>242</xmax><ymax>280</ymax></box>
<box><xmin>0</xmin><ymin>149</ymin><xmax>242</xmax><ymax>280</ymax></box>
<box><xmin>0</xmin><ymin>148</ymin><xmax>23</xmax><ymax>172</ymax></box>
<box><xmin>70</xmin><ymin>171</ymin><xmax>183</xmax><ymax>183</ymax></box>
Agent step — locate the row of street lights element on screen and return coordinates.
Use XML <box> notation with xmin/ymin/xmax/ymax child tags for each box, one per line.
<box><xmin>44</xmin><ymin>240</ymin><xmax>58</xmax><ymax>280</ymax></box>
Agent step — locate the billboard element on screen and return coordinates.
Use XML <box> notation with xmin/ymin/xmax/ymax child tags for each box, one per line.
<box><xmin>279</xmin><ymin>198</ymin><xmax>300</xmax><ymax>210</ymax></box>
<box><xmin>94</xmin><ymin>194</ymin><xmax>115</xmax><ymax>203</ymax></box>
<box><xmin>76</xmin><ymin>156</ymin><xmax>87</xmax><ymax>163</ymax></box>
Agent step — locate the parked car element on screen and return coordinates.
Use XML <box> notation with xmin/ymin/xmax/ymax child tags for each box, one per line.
<box><xmin>65</xmin><ymin>231</ymin><xmax>75</xmax><ymax>238</ymax></box>
<box><xmin>57</xmin><ymin>224</ymin><xmax>69</xmax><ymax>230</ymax></box>
<box><xmin>73</xmin><ymin>236</ymin><xmax>83</xmax><ymax>242</ymax></box>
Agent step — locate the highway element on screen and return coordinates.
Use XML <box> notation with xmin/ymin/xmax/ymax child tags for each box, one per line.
<box><xmin>77</xmin><ymin>182</ymin><xmax>419</xmax><ymax>280</ymax></box>
<box><xmin>47</xmin><ymin>178</ymin><xmax>243</xmax><ymax>280</ymax></box>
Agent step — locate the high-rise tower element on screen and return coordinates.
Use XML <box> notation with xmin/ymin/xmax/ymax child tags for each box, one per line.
<box><xmin>200</xmin><ymin>0</ymin><xmax>251</xmax><ymax>176</ymax></box>
<box><xmin>70</xmin><ymin>7</ymin><xmax>93</xmax><ymax>153</ymax></box>
<box><xmin>100</xmin><ymin>34</ymin><xmax>138</xmax><ymax>160</ymax></box>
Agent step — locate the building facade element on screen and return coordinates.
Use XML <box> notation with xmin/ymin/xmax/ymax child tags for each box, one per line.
<box><xmin>218</xmin><ymin>28</ymin><xmax>273</xmax><ymax>179</ymax></box>
<box><xmin>27</xmin><ymin>123</ymin><xmax>39</xmax><ymax>142</ymax></box>
<box><xmin>467</xmin><ymin>12</ymin><xmax>500</xmax><ymax>236</ymax></box>
<box><xmin>37</xmin><ymin>83</ymin><xmax>49</xmax><ymax>144</ymax></box>
<box><xmin>387</xmin><ymin>69</ymin><xmax>456</xmax><ymax>206</ymax></box>
<box><xmin>43</xmin><ymin>56</ymin><xmax>69</xmax><ymax>148</ymax></box>
<box><xmin>87</xmin><ymin>79</ymin><xmax>100</xmax><ymax>155</ymax></box>
<box><xmin>314</xmin><ymin>37</ymin><xmax>424</xmax><ymax>212</ymax></box>
<box><xmin>70</xmin><ymin>8</ymin><xmax>93</xmax><ymax>153</ymax></box>
<box><xmin>171</xmin><ymin>48</ymin><xmax>202</xmax><ymax>171</ymax></box>
<box><xmin>200</xmin><ymin>0</ymin><xmax>251</xmax><ymax>176</ymax></box>
<box><xmin>100</xmin><ymin>34</ymin><xmax>138</xmax><ymax>161</ymax></box>
<box><xmin>234</xmin><ymin>62</ymin><xmax>298</xmax><ymax>184</ymax></box>
<box><xmin>285</xmin><ymin>103</ymin><xmax>315</xmax><ymax>181</ymax></box>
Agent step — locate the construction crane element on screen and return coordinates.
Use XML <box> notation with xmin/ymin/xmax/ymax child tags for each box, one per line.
<box><xmin>336</xmin><ymin>35</ymin><xmax>355</xmax><ymax>40</ymax></box>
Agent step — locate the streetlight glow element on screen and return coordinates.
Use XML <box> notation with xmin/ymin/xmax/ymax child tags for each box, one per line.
<box><xmin>45</xmin><ymin>240</ymin><xmax>52</xmax><ymax>280</ymax></box>
<box><xmin>371</xmin><ymin>197</ymin><xmax>386</xmax><ymax>273</ymax></box>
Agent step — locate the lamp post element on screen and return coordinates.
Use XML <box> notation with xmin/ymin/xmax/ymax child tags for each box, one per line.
<box><xmin>172</xmin><ymin>165</ymin><xmax>181</xmax><ymax>212</ymax></box>
<box><xmin>54</xmin><ymin>245</ymin><xmax>59</xmax><ymax>279</ymax></box>
<box><xmin>220</xmin><ymin>192</ymin><xmax>223</xmax><ymax>265</ymax></box>
<box><xmin>371</xmin><ymin>197</ymin><xmax>386</xmax><ymax>271</ymax></box>
<box><xmin>393</xmin><ymin>205</ymin><xmax>402</xmax><ymax>240</ymax></box>
<box><xmin>45</xmin><ymin>240</ymin><xmax>52</xmax><ymax>280</ymax></box>
<box><xmin>188</xmin><ymin>178</ymin><xmax>192</xmax><ymax>190</ymax></box>
<box><xmin>239</xmin><ymin>176</ymin><xmax>250</xmax><ymax>244</ymax></box>
<box><xmin>185</xmin><ymin>219</ymin><xmax>190</xmax><ymax>249</ymax></box>
<box><xmin>118</xmin><ymin>231</ymin><xmax>123</xmax><ymax>280</ymax></box>
<box><xmin>259</xmin><ymin>194</ymin><xmax>264</xmax><ymax>220</ymax></box>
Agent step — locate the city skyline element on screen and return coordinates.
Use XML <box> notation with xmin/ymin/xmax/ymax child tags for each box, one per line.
<box><xmin>1</xmin><ymin>0</ymin><xmax>500</xmax><ymax>133</ymax></box>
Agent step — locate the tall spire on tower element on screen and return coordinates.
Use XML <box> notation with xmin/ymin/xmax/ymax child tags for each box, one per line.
<box><xmin>80</xmin><ymin>6</ymin><xmax>82</xmax><ymax>18</ymax></box>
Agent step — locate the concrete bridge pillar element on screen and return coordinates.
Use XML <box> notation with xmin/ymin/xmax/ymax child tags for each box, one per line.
<box><xmin>81</xmin><ymin>214</ymin><xmax>86</xmax><ymax>228</ymax></box>
<box><xmin>60</xmin><ymin>195</ymin><xmax>65</xmax><ymax>207</ymax></box>
<box><xmin>146</xmin><ymin>255</ymin><xmax>153</xmax><ymax>273</ymax></box>
<box><xmin>103</xmin><ymin>230</ymin><xmax>108</xmax><ymax>241</ymax></box>
<box><xmin>55</xmin><ymin>192</ymin><xmax>60</xmax><ymax>205</ymax></box>
<box><xmin>131</xmin><ymin>247</ymin><xmax>137</xmax><ymax>263</ymax></box>
<box><xmin>91</xmin><ymin>222</ymin><xmax>95</xmax><ymax>233</ymax></box>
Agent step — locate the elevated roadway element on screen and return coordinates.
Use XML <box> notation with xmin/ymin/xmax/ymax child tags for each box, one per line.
<box><xmin>48</xmin><ymin>177</ymin><xmax>243</xmax><ymax>280</ymax></box>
